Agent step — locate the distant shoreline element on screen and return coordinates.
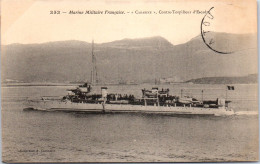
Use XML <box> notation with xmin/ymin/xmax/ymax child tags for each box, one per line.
<box><xmin>1</xmin><ymin>83</ymin><xmax>80</xmax><ymax>87</ymax></box>
<box><xmin>185</xmin><ymin>74</ymin><xmax>257</xmax><ymax>85</ymax></box>
<box><xmin>1</xmin><ymin>82</ymin><xmax>257</xmax><ymax>87</ymax></box>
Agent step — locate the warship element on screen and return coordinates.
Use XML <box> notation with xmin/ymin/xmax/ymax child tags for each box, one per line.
<box><xmin>24</xmin><ymin>83</ymin><xmax>234</xmax><ymax>116</ymax></box>
<box><xmin>23</xmin><ymin>40</ymin><xmax>234</xmax><ymax>116</ymax></box>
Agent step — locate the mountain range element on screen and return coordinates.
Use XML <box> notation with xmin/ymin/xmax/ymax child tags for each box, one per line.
<box><xmin>1</xmin><ymin>32</ymin><xmax>258</xmax><ymax>84</ymax></box>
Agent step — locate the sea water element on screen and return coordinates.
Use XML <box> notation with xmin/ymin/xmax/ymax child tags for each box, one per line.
<box><xmin>1</xmin><ymin>84</ymin><xmax>258</xmax><ymax>162</ymax></box>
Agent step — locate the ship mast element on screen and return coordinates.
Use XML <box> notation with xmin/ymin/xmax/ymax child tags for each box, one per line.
<box><xmin>91</xmin><ymin>40</ymin><xmax>98</xmax><ymax>85</ymax></box>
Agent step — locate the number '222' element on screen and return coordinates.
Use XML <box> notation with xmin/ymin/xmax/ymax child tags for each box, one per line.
<box><xmin>50</xmin><ymin>10</ymin><xmax>60</xmax><ymax>14</ymax></box>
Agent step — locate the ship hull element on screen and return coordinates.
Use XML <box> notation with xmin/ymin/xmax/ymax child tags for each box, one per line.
<box><xmin>24</xmin><ymin>100</ymin><xmax>235</xmax><ymax>116</ymax></box>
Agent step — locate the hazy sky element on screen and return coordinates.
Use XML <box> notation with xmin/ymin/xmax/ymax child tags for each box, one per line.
<box><xmin>2</xmin><ymin>0</ymin><xmax>257</xmax><ymax>45</ymax></box>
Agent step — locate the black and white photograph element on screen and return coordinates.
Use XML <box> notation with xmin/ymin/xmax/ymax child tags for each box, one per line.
<box><xmin>1</xmin><ymin>0</ymin><xmax>258</xmax><ymax>162</ymax></box>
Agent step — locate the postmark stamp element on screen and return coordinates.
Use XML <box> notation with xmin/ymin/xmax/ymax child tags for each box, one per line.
<box><xmin>201</xmin><ymin>7</ymin><xmax>233</xmax><ymax>54</ymax></box>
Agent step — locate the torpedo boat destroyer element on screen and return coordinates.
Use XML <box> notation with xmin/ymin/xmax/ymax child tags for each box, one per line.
<box><xmin>24</xmin><ymin>83</ymin><xmax>235</xmax><ymax>116</ymax></box>
<box><xmin>23</xmin><ymin>40</ymin><xmax>234</xmax><ymax>116</ymax></box>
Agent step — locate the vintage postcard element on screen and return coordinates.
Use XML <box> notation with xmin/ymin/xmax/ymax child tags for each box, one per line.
<box><xmin>1</xmin><ymin>0</ymin><xmax>258</xmax><ymax>162</ymax></box>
